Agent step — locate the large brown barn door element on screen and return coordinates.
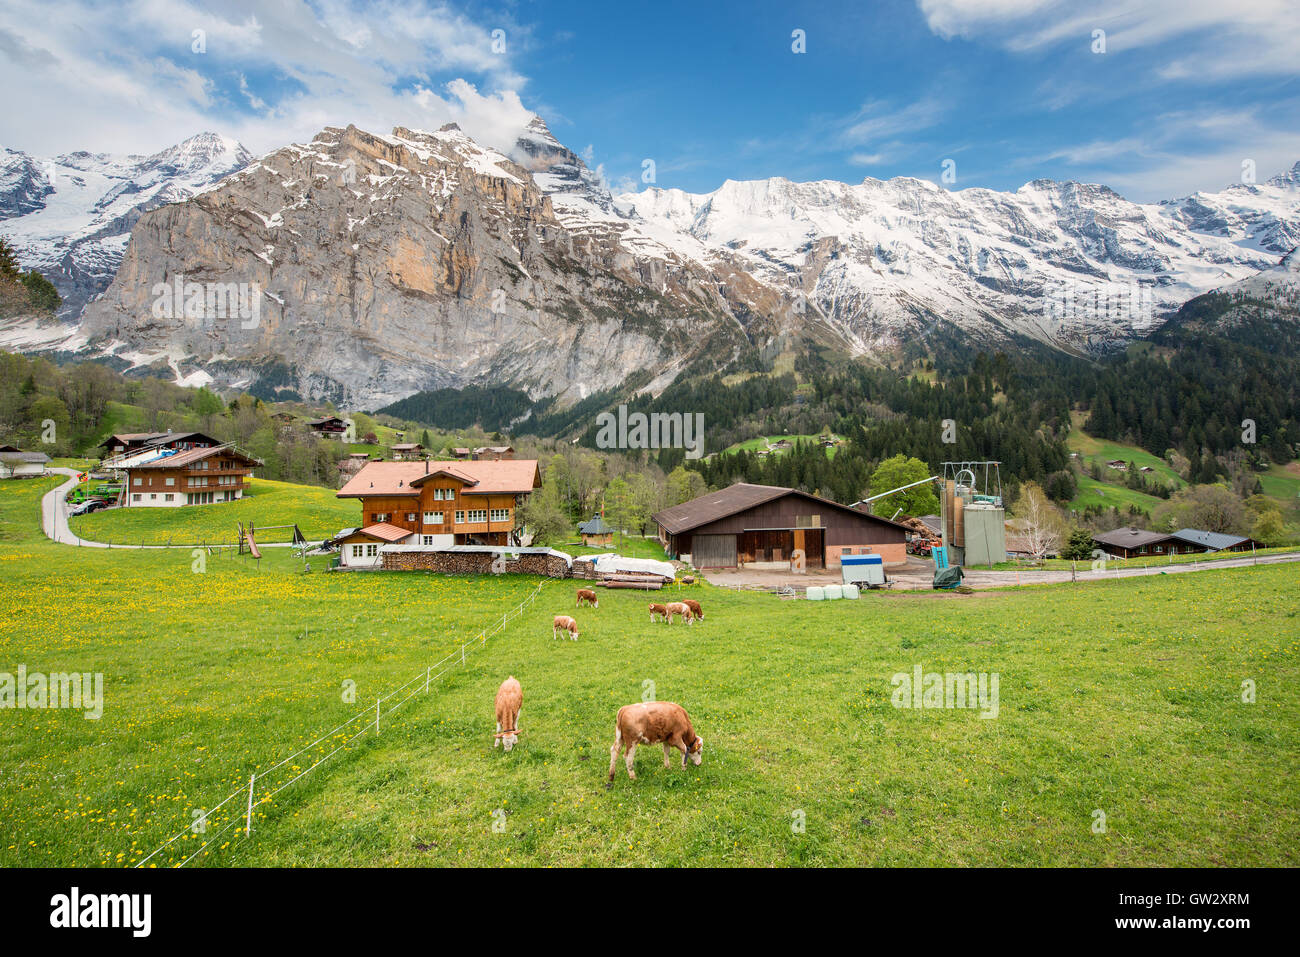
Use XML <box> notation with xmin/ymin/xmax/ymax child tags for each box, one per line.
<box><xmin>693</xmin><ymin>534</ymin><xmax>738</xmax><ymax>568</ymax></box>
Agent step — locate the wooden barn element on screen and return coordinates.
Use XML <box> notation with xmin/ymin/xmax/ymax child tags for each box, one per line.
<box><xmin>653</xmin><ymin>482</ymin><xmax>909</xmax><ymax>569</ymax></box>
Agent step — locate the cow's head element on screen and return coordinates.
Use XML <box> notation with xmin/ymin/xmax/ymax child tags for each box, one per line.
<box><xmin>501</xmin><ymin>731</ymin><xmax>518</xmax><ymax>752</ymax></box>
<box><xmin>688</xmin><ymin>735</ymin><xmax>704</xmax><ymax>766</ymax></box>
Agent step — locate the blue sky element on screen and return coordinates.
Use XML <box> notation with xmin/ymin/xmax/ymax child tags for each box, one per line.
<box><xmin>2</xmin><ymin>0</ymin><xmax>1298</xmax><ymax>201</ymax></box>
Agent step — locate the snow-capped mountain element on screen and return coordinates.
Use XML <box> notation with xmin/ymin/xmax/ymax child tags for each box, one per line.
<box><xmin>1161</xmin><ymin>163</ymin><xmax>1300</xmax><ymax>256</ymax></box>
<box><xmin>70</xmin><ymin>122</ymin><xmax>762</xmax><ymax>406</ymax></box>
<box><xmin>0</xmin><ymin>115</ymin><xmax>1297</xmax><ymax>407</ymax></box>
<box><xmin>0</xmin><ymin>132</ymin><xmax>251</xmax><ymax>319</ymax></box>
<box><xmin>619</xmin><ymin>167</ymin><xmax>1299</xmax><ymax>355</ymax></box>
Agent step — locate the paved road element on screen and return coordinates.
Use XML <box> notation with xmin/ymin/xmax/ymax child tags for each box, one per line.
<box><xmin>39</xmin><ymin>468</ymin><xmax>307</xmax><ymax>550</ymax></box>
<box><xmin>706</xmin><ymin>549</ymin><xmax>1300</xmax><ymax>592</ymax></box>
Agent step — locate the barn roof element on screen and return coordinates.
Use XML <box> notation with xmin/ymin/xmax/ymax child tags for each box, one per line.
<box><xmin>337</xmin><ymin>459</ymin><xmax>540</xmax><ymax>498</ymax></box>
<box><xmin>652</xmin><ymin>482</ymin><xmax>910</xmax><ymax>535</ymax></box>
<box><xmin>1092</xmin><ymin>526</ymin><xmax>1171</xmax><ymax>549</ymax></box>
<box><xmin>1169</xmin><ymin>528</ymin><xmax>1253</xmax><ymax>550</ymax></box>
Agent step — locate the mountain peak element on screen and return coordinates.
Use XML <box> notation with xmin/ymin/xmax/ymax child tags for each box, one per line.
<box><xmin>1266</xmin><ymin>160</ymin><xmax>1300</xmax><ymax>189</ymax></box>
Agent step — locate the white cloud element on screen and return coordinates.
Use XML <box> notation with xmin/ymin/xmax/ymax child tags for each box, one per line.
<box><xmin>916</xmin><ymin>0</ymin><xmax>1300</xmax><ymax>80</ymax></box>
<box><xmin>0</xmin><ymin>0</ymin><xmax>538</xmax><ymax>157</ymax></box>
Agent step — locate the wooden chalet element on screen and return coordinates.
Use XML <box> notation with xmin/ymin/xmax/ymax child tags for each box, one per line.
<box><xmin>390</xmin><ymin>443</ymin><xmax>424</xmax><ymax>461</ymax></box>
<box><xmin>653</xmin><ymin>482</ymin><xmax>909</xmax><ymax>569</ymax></box>
<box><xmin>337</xmin><ymin>458</ymin><xmax>540</xmax><ymax>547</ymax></box>
<box><xmin>308</xmin><ymin>416</ymin><xmax>349</xmax><ymax>439</ymax></box>
<box><xmin>1092</xmin><ymin>526</ymin><xmax>1260</xmax><ymax>559</ymax></box>
<box><xmin>123</xmin><ymin>444</ymin><xmax>262</xmax><ymax>507</ymax></box>
<box><xmin>99</xmin><ymin>430</ymin><xmax>223</xmax><ymax>459</ymax></box>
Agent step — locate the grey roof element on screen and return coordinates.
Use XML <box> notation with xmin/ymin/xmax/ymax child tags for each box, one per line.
<box><xmin>578</xmin><ymin>515</ymin><xmax>615</xmax><ymax>535</ymax></box>
<box><xmin>1093</xmin><ymin>526</ymin><xmax>1172</xmax><ymax>549</ymax></box>
<box><xmin>0</xmin><ymin>451</ymin><xmax>50</xmax><ymax>463</ymax></box>
<box><xmin>917</xmin><ymin>514</ymin><xmax>943</xmax><ymax>534</ymax></box>
<box><xmin>1170</xmin><ymin>528</ymin><xmax>1252</xmax><ymax>550</ymax></box>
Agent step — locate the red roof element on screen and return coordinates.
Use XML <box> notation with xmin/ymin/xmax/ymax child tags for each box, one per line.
<box><xmin>353</xmin><ymin>522</ymin><xmax>414</xmax><ymax>543</ymax></box>
<box><xmin>337</xmin><ymin>459</ymin><xmax>540</xmax><ymax>498</ymax></box>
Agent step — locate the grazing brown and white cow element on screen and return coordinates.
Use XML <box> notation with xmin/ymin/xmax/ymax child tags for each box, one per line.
<box><xmin>553</xmin><ymin>614</ymin><xmax>579</xmax><ymax>640</ymax></box>
<box><xmin>665</xmin><ymin>601</ymin><xmax>694</xmax><ymax>625</ymax></box>
<box><xmin>607</xmin><ymin>701</ymin><xmax>703</xmax><ymax>784</ymax></box>
<box><xmin>576</xmin><ymin>588</ymin><xmax>599</xmax><ymax>608</ymax></box>
<box><xmin>682</xmin><ymin>599</ymin><xmax>703</xmax><ymax>622</ymax></box>
<box><xmin>493</xmin><ymin>676</ymin><xmax>522</xmax><ymax>752</ymax></box>
<box><xmin>648</xmin><ymin>603</ymin><xmax>669</xmax><ymax>623</ymax></box>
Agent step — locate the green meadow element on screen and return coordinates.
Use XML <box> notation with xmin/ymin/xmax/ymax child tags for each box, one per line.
<box><xmin>69</xmin><ymin>477</ymin><xmax>359</xmax><ymax>545</ymax></box>
<box><xmin>1</xmin><ymin>476</ymin><xmax>1296</xmax><ymax>867</ymax></box>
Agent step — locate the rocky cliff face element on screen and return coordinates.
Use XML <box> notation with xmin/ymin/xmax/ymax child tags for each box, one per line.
<box><xmin>6</xmin><ymin>117</ymin><xmax>1299</xmax><ymax>408</ymax></box>
<box><xmin>77</xmin><ymin>122</ymin><xmax>768</xmax><ymax>406</ymax></box>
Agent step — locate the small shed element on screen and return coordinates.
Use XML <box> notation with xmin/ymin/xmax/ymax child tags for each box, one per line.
<box><xmin>0</xmin><ymin>450</ymin><xmax>51</xmax><ymax>479</ymax></box>
<box><xmin>577</xmin><ymin>515</ymin><xmax>615</xmax><ymax>547</ymax></box>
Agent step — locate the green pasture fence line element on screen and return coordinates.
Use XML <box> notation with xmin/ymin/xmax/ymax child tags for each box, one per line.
<box><xmin>132</xmin><ymin>575</ymin><xmax>559</xmax><ymax>869</ymax></box>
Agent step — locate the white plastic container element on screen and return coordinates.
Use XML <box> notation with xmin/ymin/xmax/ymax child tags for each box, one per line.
<box><xmin>842</xmin><ymin>583</ymin><xmax>860</xmax><ymax>599</ymax></box>
<box><xmin>806</xmin><ymin>585</ymin><xmax>825</xmax><ymax>601</ymax></box>
<box><xmin>824</xmin><ymin>584</ymin><xmax>843</xmax><ymax>600</ymax></box>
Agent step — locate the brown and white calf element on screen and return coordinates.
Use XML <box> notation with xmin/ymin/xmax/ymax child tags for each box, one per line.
<box><xmin>553</xmin><ymin>614</ymin><xmax>580</xmax><ymax>640</ymax></box>
<box><xmin>576</xmin><ymin>588</ymin><xmax>599</xmax><ymax>608</ymax></box>
<box><xmin>682</xmin><ymin>599</ymin><xmax>703</xmax><ymax>622</ymax></box>
<box><xmin>608</xmin><ymin>701</ymin><xmax>703</xmax><ymax>784</ymax></box>
<box><xmin>648</xmin><ymin>603</ymin><xmax>669</xmax><ymax>623</ymax></box>
<box><xmin>494</xmin><ymin>676</ymin><xmax>522</xmax><ymax>752</ymax></box>
<box><xmin>665</xmin><ymin>601</ymin><xmax>694</xmax><ymax>625</ymax></box>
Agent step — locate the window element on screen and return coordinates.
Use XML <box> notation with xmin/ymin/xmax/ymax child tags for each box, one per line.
<box><xmin>374</xmin><ymin>513</ymin><xmax>391</xmax><ymax>523</ymax></box>
<box><xmin>406</xmin><ymin>513</ymin><xmax>417</xmax><ymax>523</ymax></box>
<box><xmin>132</xmin><ymin>493</ymin><xmax>141</xmax><ymax>502</ymax></box>
<box><xmin>466</xmin><ymin>509</ymin><xmax>487</xmax><ymax>523</ymax></box>
<box><xmin>164</xmin><ymin>494</ymin><xmax>173</xmax><ymax>502</ymax></box>
<box><xmin>150</xmin><ymin>493</ymin><xmax>156</xmax><ymax>500</ymax></box>
<box><xmin>365</xmin><ymin>543</ymin><xmax>378</xmax><ymax>557</ymax></box>
<box><xmin>433</xmin><ymin>487</ymin><xmax>454</xmax><ymax>501</ymax></box>
<box><xmin>423</xmin><ymin>511</ymin><xmax>443</xmax><ymax>525</ymax></box>
<box><xmin>351</xmin><ymin>544</ymin><xmax>364</xmax><ymax>558</ymax></box>
<box><xmin>454</xmin><ymin>510</ymin><xmax>465</xmax><ymax>525</ymax></box>
<box><xmin>133</xmin><ymin>477</ymin><xmax>142</xmax><ymax>487</ymax></box>
<box><xmin>422</xmin><ymin>535</ymin><xmax>435</xmax><ymax>546</ymax></box>
<box><xmin>165</xmin><ymin>477</ymin><xmax>175</xmax><ymax>487</ymax></box>
<box><xmin>490</xmin><ymin>508</ymin><xmax>510</xmax><ymax>523</ymax></box>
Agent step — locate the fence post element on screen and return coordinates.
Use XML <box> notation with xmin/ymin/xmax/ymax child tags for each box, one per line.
<box><xmin>245</xmin><ymin>773</ymin><xmax>256</xmax><ymax>836</ymax></box>
<box><xmin>461</xmin><ymin>645</ymin><xmax>466</xmax><ymax>666</ymax></box>
<box><xmin>375</xmin><ymin>697</ymin><xmax>381</xmax><ymax>736</ymax></box>
<box><xmin>426</xmin><ymin>666</ymin><xmax>430</xmax><ymax>693</ymax></box>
